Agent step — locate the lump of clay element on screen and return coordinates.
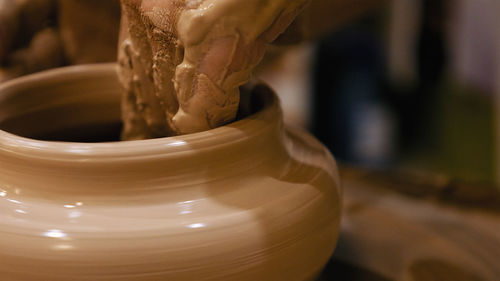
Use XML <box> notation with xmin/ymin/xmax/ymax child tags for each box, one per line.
<box><xmin>118</xmin><ymin>0</ymin><xmax>308</xmax><ymax>140</ymax></box>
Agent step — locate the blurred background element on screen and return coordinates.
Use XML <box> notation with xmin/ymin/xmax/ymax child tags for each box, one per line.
<box><xmin>1</xmin><ymin>0</ymin><xmax>499</xmax><ymax>184</ymax></box>
<box><xmin>260</xmin><ymin>0</ymin><xmax>500</xmax><ymax>186</ymax></box>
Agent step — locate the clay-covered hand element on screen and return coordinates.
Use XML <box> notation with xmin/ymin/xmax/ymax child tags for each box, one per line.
<box><xmin>0</xmin><ymin>0</ymin><xmax>64</xmax><ymax>82</ymax></box>
<box><xmin>0</xmin><ymin>0</ymin><xmax>121</xmax><ymax>83</ymax></box>
<box><xmin>118</xmin><ymin>0</ymin><xmax>309</xmax><ymax>139</ymax></box>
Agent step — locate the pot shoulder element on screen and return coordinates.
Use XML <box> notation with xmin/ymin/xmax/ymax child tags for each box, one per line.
<box><xmin>0</xmin><ymin>126</ymin><xmax>341</xmax><ymax>281</ymax></box>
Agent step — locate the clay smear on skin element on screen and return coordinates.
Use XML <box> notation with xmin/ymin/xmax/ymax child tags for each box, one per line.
<box><xmin>118</xmin><ymin>0</ymin><xmax>308</xmax><ymax>140</ymax></box>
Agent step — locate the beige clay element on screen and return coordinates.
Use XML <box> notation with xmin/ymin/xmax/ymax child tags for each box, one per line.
<box><xmin>0</xmin><ymin>64</ymin><xmax>341</xmax><ymax>280</ymax></box>
<box><xmin>118</xmin><ymin>0</ymin><xmax>308</xmax><ymax>139</ymax></box>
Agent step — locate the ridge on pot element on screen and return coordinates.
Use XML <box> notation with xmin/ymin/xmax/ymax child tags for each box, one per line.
<box><xmin>0</xmin><ymin>64</ymin><xmax>341</xmax><ymax>281</ymax></box>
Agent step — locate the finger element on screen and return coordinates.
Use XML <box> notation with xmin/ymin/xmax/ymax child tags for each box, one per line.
<box><xmin>173</xmin><ymin>35</ymin><xmax>241</xmax><ymax>133</ymax></box>
<box><xmin>172</xmin><ymin>0</ymin><xmax>306</xmax><ymax>134</ymax></box>
<box><xmin>120</xmin><ymin>0</ymin><xmax>173</xmax><ymax>137</ymax></box>
<box><xmin>6</xmin><ymin>28</ymin><xmax>64</xmax><ymax>74</ymax></box>
<box><xmin>0</xmin><ymin>0</ymin><xmax>56</xmax><ymax>64</ymax></box>
<box><xmin>260</xmin><ymin>0</ymin><xmax>310</xmax><ymax>43</ymax></box>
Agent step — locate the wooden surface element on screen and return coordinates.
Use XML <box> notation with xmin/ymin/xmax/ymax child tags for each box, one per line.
<box><xmin>317</xmin><ymin>167</ymin><xmax>500</xmax><ymax>281</ymax></box>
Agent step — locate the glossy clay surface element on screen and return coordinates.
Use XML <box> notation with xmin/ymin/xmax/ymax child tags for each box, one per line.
<box><xmin>0</xmin><ymin>64</ymin><xmax>341</xmax><ymax>281</ymax></box>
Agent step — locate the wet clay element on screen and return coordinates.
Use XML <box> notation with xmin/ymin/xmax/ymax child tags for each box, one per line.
<box><xmin>118</xmin><ymin>0</ymin><xmax>308</xmax><ymax>139</ymax></box>
<box><xmin>0</xmin><ymin>64</ymin><xmax>342</xmax><ymax>281</ymax></box>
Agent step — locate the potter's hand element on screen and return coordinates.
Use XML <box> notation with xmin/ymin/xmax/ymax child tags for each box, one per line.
<box><xmin>0</xmin><ymin>0</ymin><xmax>121</xmax><ymax>83</ymax></box>
<box><xmin>118</xmin><ymin>0</ymin><xmax>308</xmax><ymax>139</ymax></box>
<box><xmin>0</xmin><ymin>0</ymin><xmax>63</xmax><ymax>82</ymax></box>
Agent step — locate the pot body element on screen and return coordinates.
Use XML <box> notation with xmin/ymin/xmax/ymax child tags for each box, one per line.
<box><xmin>0</xmin><ymin>64</ymin><xmax>341</xmax><ymax>281</ymax></box>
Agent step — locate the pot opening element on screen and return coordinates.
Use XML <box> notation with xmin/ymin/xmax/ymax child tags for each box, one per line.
<box><xmin>0</xmin><ymin>68</ymin><xmax>271</xmax><ymax>143</ymax></box>
<box><xmin>19</xmin><ymin>122</ymin><xmax>124</xmax><ymax>143</ymax></box>
<box><xmin>0</xmin><ymin>89</ymin><xmax>124</xmax><ymax>143</ymax></box>
<box><xmin>1</xmin><ymin>116</ymin><xmax>124</xmax><ymax>143</ymax></box>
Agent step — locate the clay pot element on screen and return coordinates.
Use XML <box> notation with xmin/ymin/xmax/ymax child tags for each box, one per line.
<box><xmin>0</xmin><ymin>64</ymin><xmax>341</xmax><ymax>281</ymax></box>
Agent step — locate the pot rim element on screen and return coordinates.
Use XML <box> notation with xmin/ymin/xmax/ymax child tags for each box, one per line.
<box><xmin>0</xmin><ymin>63</ymin><xmax>282</xmax><ymax>161</ymax></box>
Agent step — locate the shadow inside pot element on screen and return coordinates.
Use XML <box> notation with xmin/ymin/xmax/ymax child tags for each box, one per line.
<box><xmin>0</xmin><ymin>64</ymin><xmax>123</xmax><ymax>142</ymax></box>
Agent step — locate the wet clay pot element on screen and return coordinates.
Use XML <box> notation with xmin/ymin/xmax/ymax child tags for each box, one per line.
<box><xmin>0</xmin><ymin>64</ymin><xmax>342</xmax><ymax>281</ymax></box>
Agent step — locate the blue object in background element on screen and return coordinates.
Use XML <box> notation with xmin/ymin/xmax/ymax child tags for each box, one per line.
<box><xmin>312</xmin><ymin>17</ymin><xmax>396</xmax><ymax>167</ymax></box>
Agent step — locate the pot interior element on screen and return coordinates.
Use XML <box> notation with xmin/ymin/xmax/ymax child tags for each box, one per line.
<box><xmin>0</xmin><ymin>67</ymin><xmax>123</xmax><ymax>142</ymax></box>
<box><xmin>0</xmin><ymin>101</ymin><xmax>123</xmax><ymax>143</ymax></box>
<box><xmin>0</xmin><ymin>66</ymin><xmax>270</xmax><ymax>143</ymax></box>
